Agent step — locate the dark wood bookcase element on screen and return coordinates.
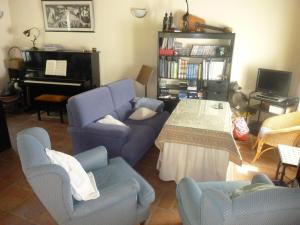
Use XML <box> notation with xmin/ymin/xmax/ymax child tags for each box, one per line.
<box><xmin>157</xmin><ymin>32</ymin><xmax>235</xmax><ymax>111</ymax></box>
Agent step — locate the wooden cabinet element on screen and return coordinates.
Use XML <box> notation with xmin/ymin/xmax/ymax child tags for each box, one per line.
<box><xmin>157</xmin><ymin>32</ymin><xmax>235</xmax><ymax>111</ymax></box>
<box><xmin>0</xmin><ymin>101</ymin><xmax>11</xmax><ymax>151</ymax></box>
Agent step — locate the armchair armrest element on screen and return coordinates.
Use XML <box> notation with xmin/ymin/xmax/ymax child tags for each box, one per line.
<box><xmin>251</xmin><ymin>173</ymin><xmax>274</xmax><ymax>185</ymax></box>
<box><xmin>176</xmin><ymin>177</ymin><xmax>202</xmax><ymax>225</ymax></box>
<box><xmin>232</xmin><ymin>188</ymin><xmax>300</xmax><ymax>216</ymax></box>
<box><xmin>135</xmin><ymin>97</ymin><xmax>164</xmax><ymax>112</ymax></box>
<box><xmin>72</xmin><ymin>178</ymin><xmax>140</xmax><ymax>219</ymax></box>
<box><xmin>74</xmin><ymin>146</ymin><xmax>108</xmax><ymax>171</ymax></box>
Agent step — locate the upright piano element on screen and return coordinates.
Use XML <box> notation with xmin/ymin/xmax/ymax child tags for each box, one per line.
<box><xmin>21</xmin><ymin>49</ymin><xmax>100</xmax><ymax>107</ymax></box>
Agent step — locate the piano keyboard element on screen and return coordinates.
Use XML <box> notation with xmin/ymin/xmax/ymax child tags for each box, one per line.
<box><xmin>24</xmin><ymin>80</ymin><xmax>82</xmax><ymax>86</ymax></box>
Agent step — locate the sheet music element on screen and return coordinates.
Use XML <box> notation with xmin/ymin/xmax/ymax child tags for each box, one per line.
<box><xmin>55</xmin><ymin>60</ymin><xmax>67</xmax><ymax>76</ymax></box>
<box><xmin>45</xmin><ymin>60</ymin><xmax>56</xmax><ymax>75</ymax></box>
<box><xmin>45</xmin><ymin>60</ymin><xmax>67</xmax><ymax>76</ymax></box>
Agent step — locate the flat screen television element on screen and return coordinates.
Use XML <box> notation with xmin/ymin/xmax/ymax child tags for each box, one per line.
<box><xmin>256</xmin><ymin>68</ymin><xmax>292</xmax><ymax>97</ymax></box>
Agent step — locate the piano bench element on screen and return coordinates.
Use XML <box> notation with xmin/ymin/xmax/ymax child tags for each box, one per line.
<box><xmin>34</xmin><ymin>94</ymin><xmax>68</xmax><ymax>123</ymax></box>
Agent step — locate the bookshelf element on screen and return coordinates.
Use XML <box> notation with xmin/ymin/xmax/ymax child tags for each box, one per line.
<box><xmin>157</xmin><ymin>32</ymin><xmax>235</xmax><ymax>110</ymax></box>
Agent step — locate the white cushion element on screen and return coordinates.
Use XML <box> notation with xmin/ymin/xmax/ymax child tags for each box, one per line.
<box><xmin>129</xmin><ymin>107</ymin><xmax>157</xmax><ymax>120</ymax></box>
<box><xmin>45</xmin><ymin>148</ymin><xmax>100</xmax><ymax>201</ymax></box>
<box><xmin>97</xmin><ymin>115</ymin><xmax>127</xmax><ymax>127</ymax></box>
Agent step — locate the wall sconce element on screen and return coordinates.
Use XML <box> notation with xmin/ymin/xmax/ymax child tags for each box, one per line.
<box><xmin>23</xmin><ymin>27</ymin><xmax>40</xmax><ymax>50</ymax></box>
<box><xmin>0</xmin><ymin>10</ymin><xmax>4</xmax><ymax>19</ymax></box>
<box><xmin>131</xmin><ymin>8</ymin><xmax>148</xmax><ymax>18</ymax></box>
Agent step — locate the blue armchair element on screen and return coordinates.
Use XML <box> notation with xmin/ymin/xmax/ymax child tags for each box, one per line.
<box><xmin>17</xmin><ymin>127</ymin><xmax>155</xmax><ymax>225</ymax></box>
<box><xmin>176</xmin><ymin>174</ymin><xmax>300</xmax><ymax>225</ymax></box>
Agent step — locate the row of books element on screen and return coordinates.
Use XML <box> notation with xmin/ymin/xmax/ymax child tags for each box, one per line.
<box><xmin>159</xmin><ymin>90</ymin><xmax>203</xmax><ymax>100</ymax></box>
<box><xmin>161</xmin><ymin>38</ymin><xmax>175</xmax><ymax>50</ymax></box>
<box><xmin>190</xmin><ymin>45</ymin><xmax>217</xmax><ymax>56</ymax></box>
<box><xmin>159</xmin><ymin>58</ymin><xmax>202</xmax><ymax>80</ymax></box>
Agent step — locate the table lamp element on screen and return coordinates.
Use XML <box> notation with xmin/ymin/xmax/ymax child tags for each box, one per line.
<box><xmin>136</xmin><ymin>65</ymin><xmax>154</xmax><ymax>97</ymax></box>
<box><xmin>23</xmin><ymin>27</ymin><xmax>40</xmax><ymax>50</ymax></box>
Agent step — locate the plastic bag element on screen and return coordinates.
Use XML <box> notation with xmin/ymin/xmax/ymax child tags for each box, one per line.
<box><xmin>233</xmin><ymin>117</ymin><xmax>249</xmax><ymax>141</ymax></box>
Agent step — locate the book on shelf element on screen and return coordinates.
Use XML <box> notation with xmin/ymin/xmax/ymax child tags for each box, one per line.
<box><xmin>202</xmin><ymin>60</ymin><xmax>225</xmax><ymax>81</ymax></box>
<box><xmin>160</xmin><ymin>38</ymin><xmax>175</xmax><ymax>50</ymax></box>
<box><xmin>159</xmin><ymin>49</ymin><xmax>175</xmax><ymax>55</ymax></box>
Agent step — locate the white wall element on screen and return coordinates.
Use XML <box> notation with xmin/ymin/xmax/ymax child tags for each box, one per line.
<box><xmin>8</xmin><ymin>0</ymin><xmax>300</xmax><ymax>97</ymax></box>
<box><xmin>0</xmin><ymin>0</ymin><xmax>13</xmax><ymax>93</ymax></box>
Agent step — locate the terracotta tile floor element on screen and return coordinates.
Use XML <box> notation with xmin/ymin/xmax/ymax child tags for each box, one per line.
<box><xmin>0</xmin><ymin>112</ymin><xmax>297</xmax><ymax>225</ymax></box>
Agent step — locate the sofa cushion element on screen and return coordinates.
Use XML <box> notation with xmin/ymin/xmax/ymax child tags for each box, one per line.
<box><xmin>93</xmin><ymin>157</ymin><xmax>155</xmax><ymax>207</ymax></box>
<box><xmin>115</xmin><ymin>102</ymin><xmax>134</xmax><ymax>121</ymax></box>
<box><xmin>107</xmin><ymin>79</ymin><xmax>136</xmax><ymax>109</ymax></box>
<box><xmin>125</xmin><ymin>111</ymin><xmax>169</xmax><ymax>136</ymax></box>
<box><xmin>67</xmin><ymin>87</ymin><xmax>115</xmax><ymax>127</ymax></box>
<box><xmin>121</xmin><ymin>123</ymin><xmax>155</xmax><ymax>166</ymax></box>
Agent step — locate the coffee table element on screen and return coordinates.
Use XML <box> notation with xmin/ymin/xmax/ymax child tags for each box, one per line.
<box><xmin>155</xmin><ymin>99</ymin><xmax>242</xmax><ymax>183</ymax></box>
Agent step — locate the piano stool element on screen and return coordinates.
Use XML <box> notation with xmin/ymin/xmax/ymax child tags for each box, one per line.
<box><xmin>34</xmin><ymin>94</ymin><xmax>68</xmax><ymax>123</ymax></box>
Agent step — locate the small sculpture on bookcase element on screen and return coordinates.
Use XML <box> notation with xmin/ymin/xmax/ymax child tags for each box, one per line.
<box><xmin>182</xmin><ymin>0</ymin><xmax>190</xmax><ymax>32</ymax></box>
<box><xmin>168</xmin><ymin>13</ymin><xmax>174</xmax><ymax>31</ymax></box>
<box><xmin>162</xmin><ymin>13</ymin><xmax>168</xmax><ymax>31</ymax></box>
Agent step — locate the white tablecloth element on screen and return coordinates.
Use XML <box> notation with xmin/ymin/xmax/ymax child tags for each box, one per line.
<box><xmin>157</xmin><ymin>142</ymin><xmax>236</xmax><ymax>183</ymax></box>
<box><xmin>155</xmin><ymin>99</ymin><xmax>242</xmax><ymax>183</ymax></box>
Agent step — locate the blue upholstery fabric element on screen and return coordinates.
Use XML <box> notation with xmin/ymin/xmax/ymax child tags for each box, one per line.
<box><xmin>67</xmin><ymin>87</ymin><xmax>115</xmax><ymax>127</ymax></box>
<box><xmin>17</xmin><ymin>127</ymin><xmax>155</xmax><ymax>225</ymax></box>
<box><xmin>107</xmin><ymin>79</ymin><xmax>136</xmax><ymax>121</ymax></box>
<box><xmin>107</xmin><ymin>79</ymin><xmax>136</xmax><ymax>109</ymax></box>
<box><xmin>17</xmin><ymin>127</ymin><xmax>51</xmax><ymax>172</ymax></box>
<box><xmin>74</xmin><ymin>146</ymin><xmax>108</xmax><ymax>171</ymax></box>
<box><xmin>135</xmin><ymin>97</ymin><xmax>165</xmax><ymax>113</ymax></box>
<box><xmin>68</xmin><ymin>123</ymin><xmax>130</xmax><ymax>157</ymax></box>
<box><xmin>121</xmin><ymin>123</ymin><xmax>155</xmax><ymax>166</ymax></box>
<box><xmin>67</xmin><ymin>79</ymin><xmax>170</xmax><ymax>166</ymax></box>
<box><xmin>114</xmin><ymin>102</ymin><xmax>134</xmax><ymax>121</ymax></box>
<box><xmin>176</xmin><ymin>174</ymin><xmax>300</xmax><ymax>225</ymax></box>
<box><xmin>125</xmin><ymin>111</ymin><xmax>169</xmax><ymax>136</ymax></box>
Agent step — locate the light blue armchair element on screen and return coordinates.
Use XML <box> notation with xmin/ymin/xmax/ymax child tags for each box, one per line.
<box><xmin>176</xmin><ymin>174</ymin><xmax>300</xmax><ymax>225</ymax></box>
<box><xmin>17</xmin><ymin>127</ymin><xmax>154</xmax><ymax>225</ymax></box>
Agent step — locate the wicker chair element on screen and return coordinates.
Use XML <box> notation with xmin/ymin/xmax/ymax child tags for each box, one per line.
<box><xmin>252</xmin><ymin>111</ymin><xmax>300</xmax><ymax>163</ymax></box>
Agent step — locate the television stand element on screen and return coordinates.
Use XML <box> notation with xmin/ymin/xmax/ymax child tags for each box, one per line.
<box><xmin>246</xmin><ymin>91</ymin><xmax>299</xmax><ymax>135</ymax></box>
<box><xmin>254</xmin><ymin>92</ymin><xmax>287</xmax><ymax>102</ymax></box>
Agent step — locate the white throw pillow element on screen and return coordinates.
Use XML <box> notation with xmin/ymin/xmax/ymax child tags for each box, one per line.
<box><xmin>129</xmin><ymin>107</ymin><xmax>157</xmax><ymax>120</ymax></box>
<box><xmin>97</xmin><ymin>115</ymin><xmax>127</xmax><ymax>127</ymax></box>
<box><xmin>45</xmin><ymin>148</ymin><xmax>100</xmax><ymax>201</ymax></box>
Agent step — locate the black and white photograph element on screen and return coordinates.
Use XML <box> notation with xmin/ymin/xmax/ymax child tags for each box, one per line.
<box><xmin>42</xmin><ymin>0</ymin><xmax>94</xmax><ymax>32</ymax></box>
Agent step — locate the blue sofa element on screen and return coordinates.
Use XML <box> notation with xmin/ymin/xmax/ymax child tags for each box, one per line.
<box><xmin>67</xmin><ymin>79</ymin><xmax>169</xmax><ymax>166</ymax></box>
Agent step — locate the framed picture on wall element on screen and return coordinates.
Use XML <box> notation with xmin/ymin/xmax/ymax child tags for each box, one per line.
<box><xmin>41</xmin><ymin>0</ymin><xmax>95</xmax><ymax>32</ymax></box>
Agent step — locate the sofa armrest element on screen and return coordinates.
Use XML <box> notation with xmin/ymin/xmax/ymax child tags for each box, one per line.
<box><xmin>251</xmin><ymin>173</ymin><xmax>274</xmax><ymax>185</ymax></box>
<box><xmin>72</xmin><ymin>178</ymin><xmax>140</xmax><ymax>219</ymax></box>
<box><xmin>74</xmin><ymin>146</ymin><xmax>108</xmax><ymax>171</ymax></box>
<box><xmin>135</xmin><ymin>97</ymin><xmax>164</xmax><ymax>112</ymax></box>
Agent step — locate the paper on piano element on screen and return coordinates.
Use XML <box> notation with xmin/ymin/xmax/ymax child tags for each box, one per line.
<box><xmin>45</xmin><ymin>60</ymin><xmax>67</xmax><ymax>76</ymax></box>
